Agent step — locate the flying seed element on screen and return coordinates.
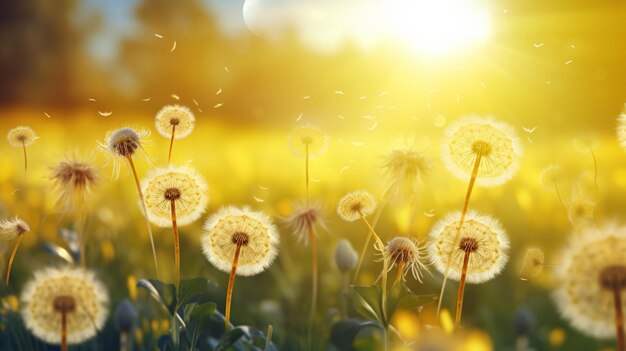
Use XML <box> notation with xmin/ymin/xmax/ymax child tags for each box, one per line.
<box><xmin>170</xmin><ymin>41</ymin><xmax>177</xmax><ymax>52</ymax></box>
<box><xmin>98</xmin><ymin>111</ymin><xmax>112</xmax><ymax>117</ymax></box>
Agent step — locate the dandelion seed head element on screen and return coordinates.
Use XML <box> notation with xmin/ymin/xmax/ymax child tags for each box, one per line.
<box><xmin>335</xmin><ymin>239</ymin><xmax>358</xmax><ymax>272</ymax></box>
<box><xmin>288</xmin><ymin>125</ymin><xmax>329</xmax><ymax>159</ymax></box>
<box><xmin>518</xmin><ymin>247</ymin><xmax>545</xmax><ymax>279</ymax></box>
<box><xmin>98</xmin><ymin>127</ymin><xmax>150</xmax><ymax>178</ymax></box>
<box><xmin>428</xmin><ymin>211</ymin><xmax>509</xmax><ymax>284</ymax></box>
<box><xmin>50</xmin><ymin>159</ymin><xmax>99</xmax><ymax>208</ymax></box>
<box><xmin>155</xmin><ymin>105</ymin><xmax>195</xmax><ymax>139</ymax></box>
<box><xmin>383</xmin><ymin>237</ymin><xmax>428</xmax><ymax>282</ymax></box>
<box><xmin>381</xmin><ymin>137</ymin><xmax>432</xmax><ymax>201</ymax></box>
<box><xmin>141</xmin><ymin>165</ymin><xmax>208</xmax><ymax>227</ymax></box>
<box><xmin>539</xmin><ymin>164</ymin><xmax>563</xmax><ymax>189</ymax></box>
<box><xmin>337</xmin><ymin>190</ymin><xmax>377</xmax><ymax>222</ymax></box>
<box><xmin>567</xmin><ymin>188</ymin><xmax>595</xmax><ymax>226</ymax></box>
<box><xmin>284</xmin><ymin>204</ymin><xmax>326</xmax><ymax>245</ymax></box>
<box><xmin>0</xmin><ymin>216</ymin><xmax>30</xmax><ymax>241</ymax></box>
<box><xmin>202</xmin><ymin>206</ymin><xmax>279</xmax><ymax>276</ymax></box>
<box><xmin>442</xmin><ymin>116</ymin><xmax>522</xmax><ymax>186</ymax></box>
<box><xmin>554</xmin><ymin>223</ymin><xmax>626</xmax><ymax>338</ymax></box>
<box><xmin>7</xmin><ymin>126</ymin><xmax>37</xmax><ymax>147</ymax></box>
<box><xmin>21</xmin><ymin>266</ymin><xmax>109</xmax><ymax>345</ymax></box>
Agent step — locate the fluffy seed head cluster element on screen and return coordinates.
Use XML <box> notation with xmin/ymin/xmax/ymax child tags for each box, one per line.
<box><xmin>567</xmin><ymin>189</ymin><xmax>595</xmax><ymax>227</ymax></box>
<box><xmin>383</xmin><ymin>237</ymin><xmax>428</xmax><ymax>282</ymax></box>
<box><xmin>442</xmin><ymin>116</ymin><xmax>522</xmax><ymax>187</ymax></box>
<box><xmin>7</xmin><ymin>126</ymin><xmax>37</xmax><ymax>147</ymax></box>
<box><xmin>539</xmin><ymin>164</ymin><xmax>563</xmax><ymax>189</ymax></box>
<box><xmin>284</xmin><ymin>204</ymin><xmax>326</xmax><ymax>245</ymax></box>
<box><xmin>21</xmin><ymin>266</ymin><xmax>109</xmax><ymax>345</ymax></box>
<box><xmin>381</xmin><ymin>138</ymin><xmax>431</xmax><ymax>201</ymax></box>
<box><xmin>554</xmin><ymin>223</ymin><xmax>626</xmax><ymax>338</ymax></box>
<box><xmin>98</xmin><ymin>127</ymin><xmax>150</xmax><ymax>177</ymax></box>
<box><xmin>202</xmin><ymin>206</ymin><xmax>279</xmax><ymax>276</ymax></box>
<box><xmin>337</xmin><ymin>190</ymin><xmax>377</xmax><ymax>222</ymax></box>
<box><xmin>141</xmin><ymin>165</ymin><xmax>208</xmax><ymax>227</ymax></box>
<box><xmin>429</xmin><ymin>211</ymin><xmax>509</xmax><ymax>284</ymax></box>
<box><xmin>335</xmin><ymin>239</ymin><xmax>359</xmax><ymax>272</ymax></box>
<box><xmin>0</xmin><ymin>216</ymin><xmax>30</xmax><ymax>241</ymax></box>
<box><xmin>518</xmin><ymin>247</ymin><xmax>545</xmax><ymax>280</ymax></box>
<box><xmin>155</xmin><ymin>105</ymin><xmax>195</xmax><ymax>139</ymax></box>
<box><xmin>50</xmin><ymin>159</ymin><xmax>99</xmax><ymax>208</ymax></box>
<box><xmin>617</xmin><ymin>104</ymin><xmax>626</xmax><ymax>151</ymax></box>
<box><xmin>288</xmin><ymin>125</ymin><xmax>329</xmax><ymax>159</ymax></box>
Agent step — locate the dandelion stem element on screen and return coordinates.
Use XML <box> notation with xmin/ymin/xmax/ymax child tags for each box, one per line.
<box><xmin>4</xmin><ymin>234</ymin><xmax>23</xmax><ymax>286</ymax></box>
<box><xmin>553</xmin><ymin>181</ymin><xmax>567</xmax><ymax>211</ymax></box>
<box><xmin>61</xmin><ymin>310</ymin><xmax>68</xmax><ymax>351</ymax></box>
<box><xmin>359</xmin><ymin>213</ymin><xmax>388</xmax><ymax>321</ymax></box>
<box><xmin>454</xmin><ymin>250</ymin><xmax>471</xmax><ymax>327</ymax></box>
<box><xmin>395</xmin><ymin>261</ymin><xmax>405</xmax><ymax>285</ymax></box>
<box><xmin>305</xmin><ymin>143</ymin><xmax>309</xmax><ymax>205</ymax></box>
<box><xmin>353</xmin><ymin>200</ymin><xmax>387</xmax><ymax>283</ymax></box>
<box><xmin>170</xmin><ymin>199</ymin><xmax>180</xmax><ymax>290</ymax></box>
<box><xmin>436</xmin><ymin>153</ymin><xmax>482</xmax><ymax>323</ymax></box>
<box><xmin>613</xmin><ymin>288</ymin><xmax>625</xmax><ymax>351</ymax></box>
<box><xmin>21</xmin><ymin>140</ymin><xmax>27</xmax><ymax>180</ymax></box>
<box><xmin>78</xmin><ymin>207</ymin><xmax>88</xmax><ymax>268</ymax></box>
<box><xmin>225</xmin><ymin>244</ymin><xmax>242</xmax><ymax>329</ymax></box>
<box><xmin>264</xmin><ymin>325</ymin><xmax>273</xmax><ymax>351</ymax></box>
<box><xmin>168</xmin><ymin>125</ymin><xmax>176</xmax><ymax>164</ymax></box>
<box><xmin>340</xmin><ymin>272</ymin><xmax>349</xmax><ymax>319</ymax></box>
<box><xmin>120</xmin><ymin>331</ymin><xmax>129</xmax><ymax>351</ymax></box>
<box><xmin>307</xmin><ymin>221</ymin><xmax>318</xmax><ymax>351</ymax></box>
<box><xmin>127</xmin><ymin>155</ymin><xmax>160</xmax><ymax>278</ymax></box>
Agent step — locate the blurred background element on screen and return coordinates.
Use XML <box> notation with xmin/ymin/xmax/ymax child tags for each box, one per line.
<box><xmin>1</xmin><ymin>0</ymin><xmax>626</xmax><ymax>350</ymax></box>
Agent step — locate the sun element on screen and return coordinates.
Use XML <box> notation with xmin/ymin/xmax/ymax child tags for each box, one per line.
<box><xmin>386</xmin><ymin>0</ymin><xmax>492</xmax><ymax>56</ymax></box>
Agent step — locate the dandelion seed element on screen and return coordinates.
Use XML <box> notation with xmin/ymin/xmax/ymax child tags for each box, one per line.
<box><xmin>382</xmin><ymin>237</ymin><xmax>428</xmax><ymax>284</ymax></box>
<box><xmin>44</xmin><ymin>112</ymin><xmax>51</xmax><ymax>119</ymax></box>
<box><xmin>533</xmin><ymin>43</ymin><xmax>544</xmax><ymax>47</ymax></box>
<box><xmin>192</xmin><ymin>99</ymin><xmax>199</xmax><ymax>106</ymax></box>
<box><xmin>258</xmin><ymin>185</ymin><xmax>269</xmax><ymax>191</ymax></box>
<box><xmin>296</xmin><ymin>113</ymin><xmax>303</xmax><ymax>122</ymax></box>
<box><xmin>339</xmin><ymin>166</ymin><xmax>350</xmax><ymax>174</ymax></box>
<box><xmin>334</xmin><ymin>90</ymin><xmax>345</xmax><ymax>95</ymax></box>
<box><xmin>253</xmin><ymin>195</ymin><xmax>264</xmax><ymax>203</ymax></box>
<box><xmin>424</xmin><ymin>209</ymin><xmax>435</xmax><ymax>217</ymax></box>
<box><xmin>429</xmin><ymin>211</ymin><xmax>509</xmax><ymax>326</ymax></box>
<box><xmin>154</xmin><ymin>33</ymin><xmax>163</xmax><ymax>38</ymax></box>
<box><xmin>216</xmin><ymin>88</ymin><xmax>222</xmax><ymax>95</ymax></box>
<box><xmin>359</xmin><ymin>96</ymin><xmax>367</xmax><ymax>100</ymax></box>
<box><xmin>202</xmin><ymin>206</ymin><xmax>279</xmax><ymax>327</ymax></box>
<box><xmin>362</xmin><ymin>115</ymin><xmax>376</xmax><ymax>120</ymax></box>
<box><xmin>554</xmin><ymin>224</ymin><xmax>626</xmax><ymax>348</ymax></box>
<box><xmin>367</xmin><ymin>121</ymin><xmax>379</xmax><ymax>130</ymax></box>
<box><xmin>381</xmin><ymin>137</ymin><xmax>431</xmax><ymax>202</ymax></box>
<box><xmin>98</xmin><ymin>127</ymin><xmax>159</xmax><ymax>276</ymax></box>
<box><xmin>284</xmin><ymin>204</ymin><xmax>326</xmax><ymax>245</ymax></box>
<box><xmin>434</xmin><ymin>115</ymin><xmax>446</xmax><ymax>127</ymax></box>
<box><xmin>213</xmin><ymin>103</ymin><xmax>223</xmax><ymax>108</ymax></box>
<box><xmin>523</xmin><ymin>126</ymin><xmax>537</xmax><ymax>134</ymax></box>
<box><xmin>337</xmin><ymin>115</ymin><xmax>345</xmax><ymax>120</ymax></box>
<box><xmin>565</xmin><ymin>60</ymin><xmax>573</xmax><ymax>65</ymax></box>
<box><xmin>303</xmin><ymin>96</ymin><xmax>310</xmax><ymax>99</ymax></box>
<box><xmin>224</xmin><ymin>66</ymin><xmax>229</xmax><ymax>72</ymax></box>
<box><xmin>379</xmin><ymin>91</ymin><xmax>388</xmax><ymax>97</ymax></box>
<box><xmin>142</xmin><ymin>97</ymin><xmax>151</xmax><ymax>102</ymax></box>
<box><xmin>98</xmin><ymin>111</ymin><xmax>112</xmax><ymax>117</ymax></box>
<box><xmin>352</xmin><ymin>141</ymin><xmax>365</xmax><ymax>147</ymax></box>
<box><xmin>88</xmin><ymin>98</ymin><xmax>96</xmax><ymax>102</ymax></box>
<box><xmin>171</xmin><ymin>94</ymin><xmax>180</xmax><ymax>100</ymax></box>
<box><xmin>519</xmin><ymin>247</ymin><xmax>545</xmax><ymax>280</ymax></box>
<box><xmin>142</xmin><ymin>165</ymin><xmax>208</xmax><ymax>288</ymax></box>
<box><xmin>7</xmin><ymin>126</ymin><xmax>37</xmax><ymax>178</ymax></box>
<box><xmin>170</xmin><ymin>41</ymin><xmax>176</xmax><ymax>52</ymax></box>
<box><xmin>527</xmin><ymin>136</ymin><xmax>533</xmax><ymax>143</ymax></box>
<box><xmin>21</xmin><ymin>266</ymin><xmax>109</xmax><ymax>348</ymax></box>
<box><xmin>154</xmin><ymin>105</ymin><xmax>195</xmax><ymax>163</ymax></box>
<box><xmin>1</xmin><ymin>216</ymin><xmax>29</xmax><ymax>285</ymax></box>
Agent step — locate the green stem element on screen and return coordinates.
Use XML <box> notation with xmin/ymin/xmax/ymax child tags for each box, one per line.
<box><xmin>307</xmin><ymin>222</ymin><xmax>318</xmax><ymax>351</ymax></box>
<box><xmin>353</xmin><ymin>200</ymin><xmax>387</xmax><ymax>283</ymax></box>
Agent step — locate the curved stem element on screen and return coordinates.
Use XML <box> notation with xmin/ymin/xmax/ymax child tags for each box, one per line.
<box><xmin>61</xmin><ymin>310</ymin><xmax>68</xmax><ymax>351</ymax></box>
<box><xmin>168</xmin><ymin>125</ymin><xmax>176</xmax><ymax>164</ymax></box>
<box><xmin>78</xmin><ymin>207</ymin><xmax>88</xmax><ymax>268</ymax></box>
<box><xmin>264</xmin><ymin>325</ymin><xmax>273</xmax><ymax>351</ymax></box>
<box><xmin>307</xmin><ymin>222</ymin><xmax>318</xmax><ymax>351</ymax></box>
<box><xmin>553</xmin><ymin>180</ymin><xmax>567</xmax><ymax>212</ymax></box>
<box><xmin>170</xmin><ymin>200</ymin><xmax>180</xmax><ymax>290</ymax></box>
<box><xmin>454</xmin><ymin>250</ymin><xmax>471</xmax><ymax>327</ymax></box>
<box><xmin>613</xmin><ymin>288</ymin><xmax>625</xmax><ymax>351</ymax></box>
<box><xmin>5</xmin><ymin>235</ymin><xmax>23</xmax><ymax>286</ymax></box>
<box><xmin>21</xmin><ymin>141</ymin><xmax>27</xmax><ymax>181</ymax></box>
<box><xmin>353</xmin><ymin>200</ymin><xmax>387</xmax><ymax>283</ymax></box>
<box><xmin>127</xmin><ymin>156</ymin><xmax>160</xmax><ymax>278</ymax></box>
<box><xmin>359</xmin><ymin>213</ymin><xmax>388</xmax><ymax>321</ymax></box>
<box><xmin>225</xmin><ymin>244</ymin><xmax>242</xmax><ymax>328</ymax></box>
<box><xmin>382</xmin><ymin>325</ymin><xmax>389</xmax><ymax>351</ymax></box>
<box><xmin>436</xmin><ymin>154</ymin><xmax>482</xmax><ymax>323</ymax></box>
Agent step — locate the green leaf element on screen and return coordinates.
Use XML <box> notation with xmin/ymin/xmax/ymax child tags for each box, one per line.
<box><xmin>388</xmin><ymin>282</ymin><xmax>438</xmax><ymax>317</ymax></box>
<box><xmin>215</xmin><ymin>326</ymin><xmax>251</xmax><ymax>351</ymax></box>
<box><xmin>137</xmin><ymin>279</ymin><xmax>177</xmax><ymax>316</ymax></box>
<box><xmin>350</xmin><ymin>285</ymin><xmax>384</xmax><ymax>323</ymax></box>
<box><xmin>330</xmin><ymin>320</ymin><xmax>382</xmax><ymax>351</ymax></box>
<box><xmin>178</xmin><ymin>278</ymin><xmax>214</xmax><ymax>309</ymax></box>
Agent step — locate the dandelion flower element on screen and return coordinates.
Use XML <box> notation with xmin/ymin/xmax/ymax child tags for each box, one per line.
<box><xmin>21</xmin><ymin>266</ymin><xmax>109</xmax><ymax>348</ymax></box>
<box><xmin>1</xmin><ymin>216</ymin><xmax>30</xmax><ymax>286</ymax></box>
<box><xmin>381</xmin><ymin>137</ymin><xmax>431</xmax><ymax>201</ymax></box>
<box><xmin>141</xmin><ymin>165</ymin><xmax>208</xmax><ymax>287</ymax></box>
<box><xmin>50</xmin><ymin>158</ymin><xmax>99</xmax><ymax>209</ymax></box>
<box><xmin>429</xmin><ymin>211</ymin><xmax>509</xmax><ymax>325</ymax></box>
<box><xmin>98</xmin><ymin>127</ymin><xmax>159</xmax><ymax>276</ymax></box>
<box><xmin>154</xmin><ymin>105</ymin><xmax>195</xmax><ymax>163</ymax></box>
<box><xmin>202</xmin><ymin>206</ymin><xmax>279</xmax><ymax>326</ymax></box>
<box><xmin>383</xmin><ymin>237</ymin><xmax>428</xmax><ymax>284</ymax></box>
<box><xmin>554</xmin><ymin>224</ymin><xmax>626</xmax><ymax>348</ymax></box>
<box><xmin>288</xmin><ymin>125</ymin><xmax>329</xmax><ymax>159</ymax></box>
<box><xmin>284</xmin><ymin>204</ymin><xmax>326</xmax><ymax>245</ymax></box>
<box><xmin>518</xmin><ymin>247</ymin><xmax>545</xmax><ymax>280</ymax></box>
<box><xmin>617</xmin><ymin>104</ymin><xmax>626</xmax><ymax>151</ymax></box>
<box><xmin>337</xmin><ymin>190</ymin><xmax>377</xmax><ymax>222</ymax></box>
<box><xmin>7</xmin><ymin>126</ymin><xmax>37</xmax><ymax>177</ymax></box>
<box><xmin>442</xmin><ymin>116</ymin><xmax>522</xmax><ymax>187</ymax></box>
<box><xmin>567</xmin><ymin>189</ymin><xmax>595</xmax><ymax>227</ymax></box>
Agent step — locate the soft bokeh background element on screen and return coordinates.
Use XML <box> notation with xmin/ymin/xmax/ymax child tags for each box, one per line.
<box><xmin>2</xmin><ymin>0</ymin><xmax>626</xmax><ymax>350</ymax></box>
